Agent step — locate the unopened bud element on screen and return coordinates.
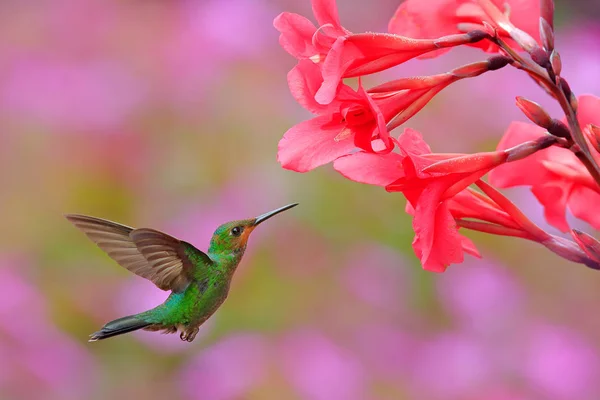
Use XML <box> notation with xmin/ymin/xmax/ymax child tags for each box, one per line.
<box><xmin>550</xmin><ymin>50</ymin><xmax>562</xmax><ymax>76</ymax></box>
<box><xmin>543</xmin><ymin>235</ymin><xmax>599</xmax><ymax>268</ymax></box>
<box><xmin>452</xmin><ymin>61</ymin><xmax>489</xmax><ymax>78</ymax></box>
<box><xmin>539</xmin><ymin>17</ymin><xmax>554</xmax><ymax>52</ymax></box>
<box><xmin>548</xmin><ymin>119</ymin><xmax>571</xmax><ymax>139</ymax></box>
<box><xmin>510</xmin><ymin>27</ymin><xmax>540</xmax><ymax>54</ymax></box>
<box><xmin>466</xmin><ymin>29</ymin><xmax>491</xmax><ymax>43</ymax></box>
<box><xmin>530</xmin><ymin>46</ymin><xmax>551</xmax><ymax>69</ymax></box>
<box><xmin>571</xmin><ymin>229</ymin><xmax>600</xmax><ymax>269</ymax></box>
<box><xmin>515</xmin><ymin>97</ymin><xmax>552</xmax><ymax>128</ymax></box>
<box><xmin>540</xmin><ymin>0</ymin><xmax>555</xmax><ymax>30</ymax></box>
<box><xmin>434</xmin><ymin>30</ymin><xmax>490</xmax><ymax>48</ymax></box>
<box><xmin>487</xmin><ymin>55</ymin><xmax>512</xmax><ymax>70</ymax></box>
<box><xmin>505</xmin><ymin>135</ymin><xmax>557</xmax><ymax>162</ymax></box>
<box><xmin>457</xmin><ymin>22</ymin><xmax>485</xmax><ymax>33</ymax></box>
<box><xmin>369</xmin><ymin>74</ymin><xmax>449</xmax><ymax>92</ymax></box>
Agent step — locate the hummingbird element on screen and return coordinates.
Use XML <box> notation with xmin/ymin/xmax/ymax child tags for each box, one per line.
<box><xmin>66</xmin><ymin>203</ymin><xmax>298</xmax><ymax>343</ymax></box>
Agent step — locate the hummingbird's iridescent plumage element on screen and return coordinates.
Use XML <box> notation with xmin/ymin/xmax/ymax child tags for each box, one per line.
<box><xmin>66</xmin><ymin>203</ymin><xmax>298</xmax><ymax>342</ymax></box>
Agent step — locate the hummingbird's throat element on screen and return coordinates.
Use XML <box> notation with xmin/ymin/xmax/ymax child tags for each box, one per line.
<box><xmin>240</xmin><ymin>226</ymin><xmax>256</xmax><ymax>243</ymax></box>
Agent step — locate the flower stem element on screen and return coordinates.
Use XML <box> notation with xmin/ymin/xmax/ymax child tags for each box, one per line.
<box><xmin>492</xmin><ymin>36</ymin><xmax>600</xmax><ymax>186</ymax></box>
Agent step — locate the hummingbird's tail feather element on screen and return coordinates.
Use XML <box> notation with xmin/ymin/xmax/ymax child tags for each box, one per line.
<box><xmin>89</xmin><ymin>315</ymin><xmax>153</xmax><ymax>342</ymax></box>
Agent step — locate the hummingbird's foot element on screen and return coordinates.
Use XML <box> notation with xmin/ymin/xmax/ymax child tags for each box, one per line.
<box><xmin>180</xmin><ymin>327</ymin><xmax>199</xmax><ymax>342</ymax></box>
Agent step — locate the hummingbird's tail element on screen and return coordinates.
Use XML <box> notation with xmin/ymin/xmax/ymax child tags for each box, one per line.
<box><xmin>89</xmin><ymin>314</ymin><xmax>152</xmax><ymax>342</ymax></box>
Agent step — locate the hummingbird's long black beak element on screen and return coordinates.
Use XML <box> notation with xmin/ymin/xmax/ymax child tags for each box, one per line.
<box><xmin>253</xmin><ymin>203</ymin><xmax>298</xmax><ymax>226</ymax></box>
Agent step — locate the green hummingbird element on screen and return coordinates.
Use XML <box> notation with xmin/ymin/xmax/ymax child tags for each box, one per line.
<box><xmin>66</xmin><ymin>203</ymin><xmax>298</xmax><ymax>343</ymax></box>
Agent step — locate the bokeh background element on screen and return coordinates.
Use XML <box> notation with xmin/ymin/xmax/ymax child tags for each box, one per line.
<box><xmin>1</xmin><ymin>0</ymin><xmax>600</xmax><ymax>399</ymax></box>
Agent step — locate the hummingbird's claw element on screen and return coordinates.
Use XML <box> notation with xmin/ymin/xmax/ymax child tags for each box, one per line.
<box><xmin>180</xmin><ymin>328</ymin><xmax>199</xmax><ymax>342</ymax></box>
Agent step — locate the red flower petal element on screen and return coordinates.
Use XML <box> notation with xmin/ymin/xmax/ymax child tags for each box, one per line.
<box><xmin>412</xmin><ymin>198</ymin><xmax>466</xmax><ymax>272</ymax></box>
<box><xmin>460</xmin><ymin>235</ymin><xmax>481</xmax><ymax>258</ymax></box>
<box><xmin>274</xmin><ymin>12</ymin><xmax>318</xmax><ymax>59</ymax></box>
<box><xmin>315</xmin><ymin>33</ymin><xmax>448</xmax><ymax>104</ymax></box>
<box><xmin>531</xmin><ymin>182</ymin><xmax>572</xmax><ymax>233</ymax></box>
<box><xmin>288</xmin><ymin>60</ymin><xmax>328</xmax><ymax>114</ymax></box>
<box><xmin>389</xmin><ymin>0</ymin><xmax>541</xmax><ymax>55</ymax></box>
<box><xmin>388</xmin><ymin>0</ymin><xmax>457</xmax><ymax>41</ymax></box>
<box><xmin>397</xmin><ymin>128</ymin><xmax>432</xmax><ymax>155</ymax></box>
<box><xmin>576</xmin><ymin>94</ymin><xmax>600</xmax><ymax>128</ymax></box>
<box><xmin>311</xmin><ymin>0</ymin><xmax>343</xmax><ymax>29</ymax></box>
<box><xmin>333</xmin><ymin>151</ymin><xmax>404</xmax><ymax>186</ymax></box>
<box><xmin>568</xmin><ymin>186</ymin><xmax>600</xmax><ymax>231</ymax></box>
<box><xmin>488</xmin><ymin>122</ymin><xmax>556</xmax><ymax>187</ymax></box>
<box><xmin>277</xmin><ymin>116</ymin><xmax>355</xmax><ymax>172</ymax></box>
<box><xmin>315</xmin><ymin>36</ymin><xmax>348</xmax><ymax>104</ymax></box>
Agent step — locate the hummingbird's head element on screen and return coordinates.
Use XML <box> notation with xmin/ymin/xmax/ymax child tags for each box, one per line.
<box><xmin>208</xmin><ymin>203</ymin><xmax>298</xmax><ymax>255</ymax></box>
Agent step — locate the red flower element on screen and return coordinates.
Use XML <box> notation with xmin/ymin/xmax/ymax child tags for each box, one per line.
<box><xmin>406</xmin><ymin>193</ymin><xmax>481</xmax><ymax>272</ymax></box>
<box><xmin>274</xmin><ymin>0</ymin><xmax>487</xmax><ymax>105</ymax></box>
<box><xmin>278</xmin><ymin>60</ymin><xmax>392</xmax><ymax>172</ymax></box>
<box><xmin>280</xmin><ymin>57</ymin><xmax>515</xmax><ymax>173</ymax></box>
<box><xmin>489</xmin><ymin>95</ymin><xmax>600</xmax><ymax>232</ymax></box>
<box><xmin>335</xmin><ymin>128</ymin><xmax>488</xmax><ymax>272</ymax></box>
<box><xmin>335</xmin><ymin>127</ymin><xmax>557</xmax><ymax>271</ymax></box>
<box><xmin>273</xmin><ymin>0</ymin><xmax>349</xmax><ymax>62</ymax></box>
<box><xmin>315</xmin><ymin>31</ymin><xmax>483</xmax><ymax>104</ymax></box>
<box><xmin>388</xmin><ymin>0</ymin><xmax>541</xmax><ymax>55</ymax></box>
<box><xmin>386</xmin><ymin>130</ymin><xmax>494</xmax><ymax>272</ymax></box>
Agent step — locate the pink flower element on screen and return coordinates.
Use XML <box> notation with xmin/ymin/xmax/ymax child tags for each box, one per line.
<box><xmin>278</xmin><ymin>330</ymin><xmax>367</xmax><ymax>400</ymax></box>
<box><xmin>403</xmin><ymin>191</ymin><xmax>482</xmax><ymax>273</ymax></box>
<box><xmin>274</xmin><ymin>0</ymin><xmax>486</xmax><ymax>105</ymax></box>
<box><xmin>489</xmin><ymin>95</ymin><xmax>600</xmax><ymax>232</ymax></box>
<box><xmin>335</xmin><ymin>127</ymin><xmax>556</xmax><ymax>271</ymax></box>
<box><xmin>0</xmin><ymin>258</ymin><xmax>96</xmax><ymax>399</ymax></box>
<box><xmin>315</xmin><ymin>31</ymin><xmax>484</xmax><ymax>105</ymax></box>
<box><xmin>388</xmin><ymin>0</ymin><xmax>541</xmax><ymax>55</ymax></box>
<box><xmin>273</xmin><ymin>0</ymin><xmax>349</xmax><ymax>62</ymax></box>
<box><xmin>279</xmin><ymin>58</ymin><xmax>511</xmax><ymax>173</ymax></box>
<box><xmin>278</xmin><ymin>60</ymin><xmax>393</xmax><ymax>172</ymax></box>
<box><xmin>179</xmin><ymin>334</ymin><xmax>268</xmax><ymax>400</ymax></box>
<box><xmin>335</xmin><ymin>128</ymin><xmax>488</xmax><ymax>271</ymax></box>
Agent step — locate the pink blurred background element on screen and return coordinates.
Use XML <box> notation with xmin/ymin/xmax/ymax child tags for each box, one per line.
<box><xmin>1</xmin><ymin>0</ymin><xmax>600</xmax><ymax>399</ymax></box>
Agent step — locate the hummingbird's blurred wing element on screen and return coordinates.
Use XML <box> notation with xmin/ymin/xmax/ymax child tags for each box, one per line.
<box><xmin>129</xmin><ymin>228</ymin><xmax>213</xmax><ymax>292</ymax></box>
<box><xmin>65</xmin><ymin>214</ymin><xmax>212</xmax><ymax>292</ymax></box>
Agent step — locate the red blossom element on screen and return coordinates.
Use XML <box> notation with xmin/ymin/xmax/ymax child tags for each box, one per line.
<box><xmin>489</xmin><ymin>95</ymin><xmax>600</xmax><ymax>232</ymax></box>
<box><xmin>278</xmin><ymin>60</ymin><xmax>393</xmax><ymax>172</ymax></box>
<box><xmin>274</xmin><ymin>0</ymin><xmax>489</xmax><ymax>105</ymax></box>
<box><xmin>273</xmin><ymin>0</ymin><xmax>349</xmax><ymax>62</ymax></box>
<box><xmin>315</xmin><ymin>31</ymin><xmax>486</xmax><ymax>104</ymax></box>
<box><xmin>335</xmin><ymin>128</ymin><xmax>488</xmax><ymax>272</ymax></box>
<box><xmin>388</xmin><ymin>0</ymin><xmax>541</xmax><ymax>55</ymax></box>
<box><xmin>386</xmin><ymin>130</ymin><xmax>496</xmax><ymax>272</ymax></box>
<box><xmin>334</xmin><ymin>127</ymin><xmax>557</xmax><ymax>271</ymax></box>
<box><xmin>368</xmin><ymin>59</ymin><xmax>491</xmax><ymax>131</ymax></box>
<box><xmin>280</xmin><ymin>57</ymin><xmax>513</xmax><ymax>173</ymax></box>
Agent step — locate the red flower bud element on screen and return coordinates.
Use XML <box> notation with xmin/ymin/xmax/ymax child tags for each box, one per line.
<box><xmin>550</xmin><ymin>50</ymin><xmax>562</xmax><ymax>76</ymax></box>
<box><xmin>539</xmin><ymin>17</ymin><xmax>554</xmax><ymax>52</ymax></box>
<box><xmin>515</xmin><ymin>97</ymin><xmax>552</xmax><ymax>128</ymax></box>
<box><xmin>571</xmin><ymin>230</ymin><xmax>600</xmax><ymax>266</ymax></box>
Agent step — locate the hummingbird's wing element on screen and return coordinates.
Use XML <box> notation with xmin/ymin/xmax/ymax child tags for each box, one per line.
<box><xmin>65</xmin><ymin>214</ymin><xmax>213</xmax><ymax>292</ymax></box>
<box><xmin>129</xmin><ymin>228</ymin><xmax>213</xmax><ymax>292</ymax></box>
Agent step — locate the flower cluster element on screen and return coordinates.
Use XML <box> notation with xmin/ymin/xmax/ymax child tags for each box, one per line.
<box><xmin>275</xmin><ymin>0</ymin><xmax>600</xmax><ymax>272</ymax></box>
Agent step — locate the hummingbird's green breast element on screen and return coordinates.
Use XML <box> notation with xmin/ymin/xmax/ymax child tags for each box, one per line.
<box><xmin>142</xmin><ymin>251</ymin><xmax>239</xmax><ymax>329</ymax></box>
<box><xmin>159</xmin><ymin>278</ymin><xmax>230</xmax><ymax>327</ymax></box>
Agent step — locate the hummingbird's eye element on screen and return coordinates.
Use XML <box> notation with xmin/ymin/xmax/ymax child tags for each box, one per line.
<box><xmin>230</xmin><ymin>226</ymin><xmax>242</xmax><ymax>236</ymax></box>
